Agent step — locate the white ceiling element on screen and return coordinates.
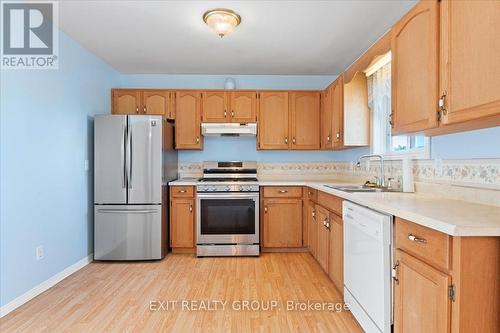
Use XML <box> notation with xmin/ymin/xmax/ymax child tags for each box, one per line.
<box><xmin>59</xmin><ymin>0</ymin><xmax>416</xmax><ymax>75</ymax></box>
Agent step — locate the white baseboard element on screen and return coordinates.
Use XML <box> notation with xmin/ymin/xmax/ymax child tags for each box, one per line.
<box><xmin>0</xmin><ymin>253</ymin><xmax>93</xmax><ymax>318</ymax></box>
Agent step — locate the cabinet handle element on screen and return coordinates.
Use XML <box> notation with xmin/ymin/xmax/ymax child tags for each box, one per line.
<box><xmin>336</xmin><ymin>132</ymin><xmax>340</xmax><ymax>139</ymax></box>
<box><xmin>143</xmin><ymin>106</ymin><xmax>146</xmax><ymax>114</ymax></box>
<box><xmin>408</xmin><ymin>234</ymin><xmax>427</xmax><ymax>244</ymax></box>
<box><xmin>284</xmin><ymin>137</ymin><xmax>288</xmax><ymax>144</ymax></box>
<box><xmin>292</xmin><ymin>137</ymin><xmax>296</xmax><ymax>144</ymax></box>
<box><xmin>189</xmin><ymin>205</ymin><xmax>193</xmax><ymax>212</ymax></box>
<box><xmin>278</xmin><ymin>190</ymin><xmax>288</xmax><ymax>193</ymax></box>
<box><xmin>264</xmin><ymin>207</ymin><xmax>268</xmax><ymax>214</ymax></box>
<box><xmin>136</xmin><ymin>106</ymin><xmax>139</xmax><ymax>113</ymax></box>
<box><xmin>327</xmin><ymin>135</ymin><xmax>331</xmax><ymax>142</ymax></box>
<box><xmin>231</xmin><ymin>110</ymin><xmax>235</xmax><ymax>118</ymax></box>
<box><xmin>389</xmin><ymin>112</ymin><xmax>394</xmax><ymax>127</ymax></box>
<box><xmin>196</xmin><ymin>136</ymin><xmax>200</xmax><ymax>143</ymax></box>
<box><xmin>438</xmin><ymin>91</ymin><xmax>448</xmax><ymax>121</ymax></box>
<box><xmin>224</xmin><ymin>110</ymin><xmax>227</xmax><ymax>118</ymax></box>
<box><xmin>178</xmin><ymin>189</ymin><xmax>187</xmax><ymax>193</ymax></box>
<box><xmin>312</xmin><ymin>210</ymin><xmax>316</xmax><ymax>219</ymax></box>
<box><xmin>392</xmin><ymin>261</ymin><xmax>400</xmax><ymax>284</ymax></box>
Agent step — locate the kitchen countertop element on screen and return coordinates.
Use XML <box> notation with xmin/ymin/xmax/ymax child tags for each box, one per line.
<box><xmin>169</xmin><ymin>178</ymin><xmax>500</xmax><ymax>237</ymax></box>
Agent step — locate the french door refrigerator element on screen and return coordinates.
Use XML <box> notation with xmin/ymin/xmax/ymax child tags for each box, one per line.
<box><xmin>94</xmin><ymin>115</ymin><xmax>177</xmax><ymax>260</ymax></box>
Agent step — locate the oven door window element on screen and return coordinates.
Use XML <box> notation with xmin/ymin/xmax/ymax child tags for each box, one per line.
<box><xmin>200</xmin><ymin>199</ymin><xmax>255</xmax><ymax>235</ymax></box>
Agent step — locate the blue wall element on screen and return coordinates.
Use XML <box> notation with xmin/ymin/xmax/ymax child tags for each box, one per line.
<box><xmin>119</xmin><ymin>74</ymin><xmax>337</xmax><ymax>90</ymax></box>
<box><xmin>431</xmin><ymin>127</ymin><xmax>500</xmax><ymax>159</ymax></box>
<box><xmin>0</xmin><ymin>31</ymin><xmax>119</xmax><ymax>307</ymax></box>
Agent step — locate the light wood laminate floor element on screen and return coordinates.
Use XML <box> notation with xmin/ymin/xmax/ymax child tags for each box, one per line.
<box><xmin>0</xmin><ymin>253</ymin><xmax>361</xmax><ymax>332</ymax></box>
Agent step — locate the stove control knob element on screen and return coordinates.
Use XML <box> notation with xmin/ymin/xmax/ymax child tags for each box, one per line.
<box><xmin>210</xmin><ymin>186</ymin><xmax>217</xmax><ymax>192</ymax></box>
<box><xmin>239</xmin><ymin>185</ymin><xmax>244</xmax><ymax>191</ymax></box>
<box><xmin>224</xmin><ymin>186</ymin><xmax>231</xmax><ymax>192</ymax></box>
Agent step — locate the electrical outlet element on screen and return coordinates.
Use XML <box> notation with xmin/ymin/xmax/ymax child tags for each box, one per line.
<box><xmin>84</xmin><ymin>159</ymin><xmax>89</xmax><ymax>171</ymax></box>
<box><xmin>36</xmin><ymin>246</ymin><xmax>44</xmax><ymax>260</ymax></box>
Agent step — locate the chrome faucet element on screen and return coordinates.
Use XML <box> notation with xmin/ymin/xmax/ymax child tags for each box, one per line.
<box><xmin>356</xmin><ymin>154</ymin><xmax>386</xmax><ymax>188</ymax></box>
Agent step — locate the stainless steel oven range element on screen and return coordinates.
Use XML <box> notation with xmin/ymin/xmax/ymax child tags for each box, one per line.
<box><xmin>196</xmin><ymin>161</ymin><xmax>259</xmax><ymax>257</ymax></box>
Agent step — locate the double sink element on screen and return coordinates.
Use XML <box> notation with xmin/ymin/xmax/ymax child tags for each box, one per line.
<box><xmin>324</xmin><ymin>185</ymin><xmax>402</xmax><ymax>193</ymax></box>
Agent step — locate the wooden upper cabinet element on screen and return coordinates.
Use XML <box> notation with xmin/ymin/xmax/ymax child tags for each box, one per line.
<box><xmin>170</xmin><ymin>198</ymin><xmax>194</xmax><ymax>248</ymax></box>
<box><xmin>321</xmin><ymin>87</ymin><xmax>334</xmax><ymax>150</ymax></box>
<box><xmin>394</xmin><ymin>249</ymin><xmax>451</xmax><ymax>333</ymax></box>
<box><xmin>258</xmin><ymin>92</ymin><xmax>289</xmax><ymax>150</ymax></box>
<box><xmin>343</xmin><ymin>72</ymin><xmax>370</xmax><ymax>147</ymax></box>
<box><xmin>439</xmin><ymin>0</ymin><xmax>500</xmax><ymax>126</ymax></box>
<box><xmin>175</xmin><ymin>91</ymin><xmax>202</xmax><ymax>150</ymax></box>
<box><xmin>289</xmin><ymin>91</ymin><xmax>320</xmax><ymax>150</ymax></box>
<box><xmin>142</xmin><ymin>90</ymin><xmax>170</xmax><ymax>116</ymax></box>
<box><xmin>202</xmin><ymin>91</ymin><xmax>229</xmax><ymax>122</ymax></box>
<box><xmin>332</xmin><ymin>77</ymin><xmax>344</xmax><ymax>149</ymax></box>
<box><xmin>391</xmin><ymin>0</ymin><xmax>439</xmax><ymax>134</ymax></box>
<box><xmin>112</xmin><ymin>90</ymin><xmax>140</xmax><ymax>115</ymax></box>
<box><xmin>230</xmin><ymin>91</ymin><xmax>257</xmax><ymax>122</ymax></box>
<box><xmin>262</xmin><ymin>198</ymin><xmax>302</xmax><ymax>248</ymax></box>
<box><xmin>112</xmin><ymin>89</ymin><xmax>174</xmax><ymax>118</ymax></box>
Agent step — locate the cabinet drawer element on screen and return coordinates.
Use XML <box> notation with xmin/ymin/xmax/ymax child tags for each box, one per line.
<box><xmin>263</xmin><ymin>186</ymin><xmax>302</xmax><ymax>198</ymax></box>
<box><xmin>170</xmin><ymin>186</ymin><xmax>194</xmax><ymax>198</ymax></box>
<box><xmin>317</xmin><ymin>191</ymin><xmax>342</xmax><ymax>216</ymax></box>
<box><xmin>395</xmin><ymin>217</ymin><xmax>451</xmax><ymax>271</ymax></box>
<box><xmin>304</xmin><ymin>187</ymin><xmax>318</xmax><ymax>202</ymax></box>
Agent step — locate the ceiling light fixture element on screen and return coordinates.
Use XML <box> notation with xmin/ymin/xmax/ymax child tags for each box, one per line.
<box><xmin>203</xmin><ymin>8</ymin><xmax>241</xmax><ymax>38</ymax></box>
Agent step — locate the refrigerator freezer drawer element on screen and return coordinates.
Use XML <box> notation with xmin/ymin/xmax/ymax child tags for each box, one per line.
<box><xmin>94</xmin><ymin>205</ymin><xmax>162</xmax><ymax>260</ymax></box>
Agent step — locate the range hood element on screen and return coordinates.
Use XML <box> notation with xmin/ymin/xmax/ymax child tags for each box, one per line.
<box><xmin>201</xmin><ymin>123</ymin><xmax>257</xmax><ymax>136</ymax></box>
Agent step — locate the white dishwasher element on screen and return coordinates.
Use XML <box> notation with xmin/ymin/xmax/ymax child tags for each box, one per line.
<box><xmin>343</xmin><ymin>201</ymin><xmax>393</xmax><ymax>333</ymax></box>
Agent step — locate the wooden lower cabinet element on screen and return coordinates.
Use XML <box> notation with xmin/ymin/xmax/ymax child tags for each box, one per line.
<box><xmin>315</xmin><ymin>205</ymin><xmax>330</xmax><ymax>272</ymax></box>
<box><xmin>394</xmin><ymin>217</ymin><xmax>500</xmax><ymax>332</ymax></box>
<box><xmin>262</xmin><ymin>198</ymin><xmax>302</xmax><ymax>247</ymax></box>
<box><xmin>170</xmin><ymin>198</ymin><xmax>194</xmax><ymax>248</ymax></box>
<box><xmin>394</xmin><ymin>249</ymin><xmax>451</xmax><ymax>333</ymax></box>
<box><xmin>328</xmin><ymin>213</ymin><xmax>343</xmax><ymax>293</ymax></box>
<box><xmin>307</xmin><ymin>201</ymin><xmax>317</xmax><ymax>258</ymax></box>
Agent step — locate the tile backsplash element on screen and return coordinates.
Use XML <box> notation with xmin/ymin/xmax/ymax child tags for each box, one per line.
<box><xmin>179</xmin><ymin>159</ymin><xmax>500</xmax><ymax>190</ymax></box>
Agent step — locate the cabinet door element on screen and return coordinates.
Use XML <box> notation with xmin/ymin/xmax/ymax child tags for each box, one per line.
<box><xmin>328</xmin><ymin>214</ymin><xmax>343</xmax><ymax>293</ymax></box>
<box><xmin>112</xmin><ymin>90</ymin><xmax>140</xmax><ymax>115</ymax></box>
<box><xmin>394</xmin><ymin>249</ymin><xmax>451</xmax><ymax>333</ymax></box>
<box><xmin>142</xmin><ymin>90</ymin><xmax>170</xmax><ymax>116</ymax></box>
<box><xmin>258</xmin><ymin>92</ymin><xmax>290</xmax><ymax>150</ymax></box>
<box><xmin>315</xmin><ymin>205</ymin><xmax>330</xmax><ymax>272</ymax></box>
<box><xmin>290</xmin><ymin>91</ymin><xmax>320</xmax><ymax>150</ymax></box>
<box><xmin>307</xmin><ymin>202</ymin><xmax>317</xmax><ymax>258</ymax></box>
<box><xmin>391</xmin><ymin>0</ymin><xmax>439</xmax><ymax>134</ymax></box>
<box><xmin>202</xmin><ymin>91</ymin><xmax>229</xmax><ymax>122</ymax></box>
<box><xmin>230</xmin><ymin>91</ymin><xmax>257</xmax><ymax>122</ymax></box>
<box><xmin>175</xmin><ymin>91</ymin><xmax>202</xmax><ymax>149</ymax></box>
<box><xmin>332</xmin><ymin>77</ymin><xmax>344</xmax><ymax>149</ymax></box>
<box><xmin>262</xmin><ymin>199</ymin><xmax>302</xmax><ymax>248</ymax></box>
<box><xmin>440</xmin><ymin>0</ymin><xmax>500</xmax><ymax>125</ymax></box>
<box><xmin>321</xmin><ymin>87</ymin><xmax>334</xmax><ymax>149</ymax></box>
<box><xmin>170</xmin><ymin>199</ymin><xmax>194</xmax><ymax>248</ymax></box>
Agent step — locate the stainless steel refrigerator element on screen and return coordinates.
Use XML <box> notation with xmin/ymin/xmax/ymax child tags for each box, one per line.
<box><xmin>94</xmin><ymin>114</ymin><xmax>177</xmax><ymax>260</ymax></box>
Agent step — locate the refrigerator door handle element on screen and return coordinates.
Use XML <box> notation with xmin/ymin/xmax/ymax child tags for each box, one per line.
<box><xmin>97</xmin><ymin>208</ymin><xmax>158</xmax><ymax>214</ymax></box>
<box><xmin>126</xmin><ymin>122</ymin><xmax>133</xmax><ymax>189</ymax></box>
<box><xmin>129</xmin><ymin>127</ymin><xmax>133</xmax><ymax>188</ymax></box>
<box><xmin>122</xmin><ymin>124</ymin><xmax>126</xmax><ymax>188</ymax></box>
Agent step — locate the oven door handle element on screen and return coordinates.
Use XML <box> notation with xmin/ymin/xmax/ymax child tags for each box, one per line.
<box><xmin>196</xmin><ymin>193</ymin><xmax>259</xmax><ymax>200</ymax></box>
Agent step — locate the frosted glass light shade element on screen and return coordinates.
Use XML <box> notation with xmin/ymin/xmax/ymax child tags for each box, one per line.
<box><xmin>203</xmin><ymin>9</ymin><xmax>241</xmax><ymax>38</ymax></box>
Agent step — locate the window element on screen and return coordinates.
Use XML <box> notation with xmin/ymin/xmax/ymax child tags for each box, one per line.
<box><xmin>366</xmin><ymin>52</ymin><xmax>430</xmax><ymax>159</ymax></box>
